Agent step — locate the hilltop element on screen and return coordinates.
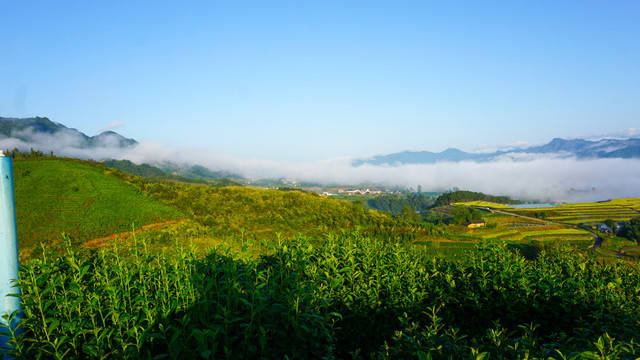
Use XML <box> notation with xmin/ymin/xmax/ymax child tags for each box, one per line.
<box><xmin>0</xmin><ymin>116</ymin><xmax>137</xmax><ymax>148</ymax></box>
<box><xmin>140</xmin><ymin>182</ymin><xmax>420</xmax><ymax>241</ymax></box>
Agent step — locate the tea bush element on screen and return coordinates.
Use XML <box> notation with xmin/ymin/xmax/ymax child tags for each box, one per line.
<box><xmin>2</xmin><ymin>233</ymin><xmax>640</xmax><ymax>359</ymax></box>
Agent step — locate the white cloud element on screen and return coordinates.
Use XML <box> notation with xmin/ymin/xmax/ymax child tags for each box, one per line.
<box><xmin>574</xmin><ymin>129</ymin><xmax>640</xmax><ymax>142</ymax></box>
<box><xmin>97</xmin><ymin>121</ymin><xmax>124</xmax><ymax>133</ymax></box>
<box><xmin>473</xmin><ymin>140</ymin><xmax>532</xmax><ymax>154</ymax></box>
<box><xmin>625</xmin><ymin>128</ymin><xmax>640</xmax><ymax>137</ymax></box>
<box><xmin>2</xmin><ymin>133</ymin><xmax>639</xmax><ymax>203</ymax></box>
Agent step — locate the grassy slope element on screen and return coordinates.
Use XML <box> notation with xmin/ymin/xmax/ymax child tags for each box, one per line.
<box><xmin>14</xmin><ymin>156</ymin><xmax>637</xmax><ymax>262</ymax></box>
<box><xmin>13</xmin><ymin>158</ymin><xmax>185</xmax><ymax>259</ymax></box>
<box><xmin>141</xmin><ymin>183</ymin><xmax>432</xmax><ymax>243</ymax></box>
<box><xmin>12</xmin><ymin>157</ymin><xmax>432</xmax><ymax>259</ymax></box>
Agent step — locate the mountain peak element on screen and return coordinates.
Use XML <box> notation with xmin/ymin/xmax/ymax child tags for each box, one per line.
<box><xmin>441</xmin><ymin>148</ymin><xmax>464</xmax><ymax>154</ymax></box>
<box><xmin>0</xmin><ymin>116</ymin><xmax>137</xmax><ymax>150</ymax></box>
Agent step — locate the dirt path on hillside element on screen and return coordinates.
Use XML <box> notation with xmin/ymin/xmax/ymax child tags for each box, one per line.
<box><xmin>81</xmin><ymin>219</ymin><xmax>188</xmax><ymax>249</ymax></box>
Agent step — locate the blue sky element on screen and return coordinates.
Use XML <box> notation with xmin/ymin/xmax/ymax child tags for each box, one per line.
<box><xmin>2</xmin><ymin>1</ymin><xmax>639</xmax><ymax>161</ymax></box>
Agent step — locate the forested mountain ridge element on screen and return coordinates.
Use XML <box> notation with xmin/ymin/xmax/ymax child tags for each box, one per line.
<box><xmin>0</xmin><ymin>116</ymin><xmax>137</xmax><ymax>148</ymax></box>
<box><xmin>1</xmin><ymin>116</ymin><xmax>243</xmax><ymax>182</ymax></box>
<box><xmin>102</xmin><ymin>159</ymin><xmax>242</xmax><ymax>186</ymax></box>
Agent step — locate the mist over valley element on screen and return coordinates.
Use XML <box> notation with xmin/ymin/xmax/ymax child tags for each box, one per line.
<box><xmin>2</xmin><ymin>116</ymin><xmax>639</xmax><ymax>203</ymax></box>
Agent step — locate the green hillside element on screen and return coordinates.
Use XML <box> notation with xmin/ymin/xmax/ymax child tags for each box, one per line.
<box><xmin>141</xmin><ymin>182</ymin><xmax>442</xmax><ymax>243</ymax></box>
<box><xmin>13</xmin><ymin>157</ymin><xmax>185</xmax><ymax>258</ymax></box>
<box><xmin>12</xmin><ymin>156</ymin><xmax>440</xmax><ymax>259</ymax></box>
<box><xmin>6</xmin><ymin>156</ymin><xmax>640</xmax><ymax>359</ymax></box>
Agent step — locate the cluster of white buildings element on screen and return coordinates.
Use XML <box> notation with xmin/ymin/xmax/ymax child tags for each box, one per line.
<box><xmin>321</xmin><ymin>188</ymin><xmax>399</xmax><ymax>197</ymax></box>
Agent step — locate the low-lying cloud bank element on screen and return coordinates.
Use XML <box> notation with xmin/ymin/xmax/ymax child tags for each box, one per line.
<box><xmin>2</xmin><ymin>134</ymin><xmax>639</xmax><ymax>203</ymax></box>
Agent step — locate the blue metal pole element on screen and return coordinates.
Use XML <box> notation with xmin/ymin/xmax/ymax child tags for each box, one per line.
<box><xmin>0</xmin><ymin>151</ymin><xmax>22</xmax><ymax>355</ymax></box>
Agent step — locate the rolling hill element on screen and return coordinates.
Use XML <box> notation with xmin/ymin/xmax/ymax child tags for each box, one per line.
<box><xmin>12</xmin><ymin>155</ymin><xmax>436</xmax><ymax>259</ymax></box>
<box><xmin>13</xmin><ymin>157</ymin><xmax>185</xmax><ymax>259</ymax></box>
<box><xmin>8</xmin><ymin>155</ymin><xmax>640</xmax><ymax>359</ymax></box>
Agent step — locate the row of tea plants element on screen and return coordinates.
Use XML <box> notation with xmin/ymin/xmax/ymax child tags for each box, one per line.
<box><xmin>2</xmin><ymin>233</ymin><xmax>640</xmax><ymax>359</ymax></box>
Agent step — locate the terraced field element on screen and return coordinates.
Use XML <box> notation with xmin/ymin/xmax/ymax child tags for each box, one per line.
<box><xmin>484</xmin><ymin>227</ymin><xmax>592</xmax><ymax>241</ymax></box>
<box><xmin>443</xmin><ymin>198</ymin><xmax>640</xmax><ymax>257</ymax></box>
<box><xmin>429</xmin><ymin>208</ymin><xmax>597</xmax><ymax>253</ymax></box>
<box><xmin>453</xmin><ymin>200</ymin><xmax>515</xmax><ymax>210</ymax></box>
<box><xmin>509</xmin><ymin>198</ymin><xmax>640</xmax><ymax>226</ymax></box>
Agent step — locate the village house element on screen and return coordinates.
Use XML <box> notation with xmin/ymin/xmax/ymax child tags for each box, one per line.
<box><xmin>463</xmin><ymin>220</ymin><xmax>486</xmax><ymax>228</ymax></box>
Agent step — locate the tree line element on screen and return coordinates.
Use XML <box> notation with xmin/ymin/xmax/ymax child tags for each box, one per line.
<box><xmin>432</xmin><ymin>190</ymin><xmax>522</xmax><ymax>207</ymax></box>
<box><xmin>367</xmin><ymin>193</ymin><xmax>435</xmax><ymax>216</ymax></box>
<box><xmin>368</xmin><ymin>190</ymin><xmax>516</xmax><ymax>224</ymax></box>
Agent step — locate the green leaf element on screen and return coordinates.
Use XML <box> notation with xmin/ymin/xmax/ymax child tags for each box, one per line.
<box><xmin>417</xmin><ymin>350</ymin><xmax>431</xmax><ymax>360</ymax></box>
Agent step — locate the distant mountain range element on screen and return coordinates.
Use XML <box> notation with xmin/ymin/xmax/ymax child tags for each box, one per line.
<box><xmin>0</xmin><ymin>116</ymin><xmax>138</xmax><ymax>148</ymax></box>
<box><xmin>354</xmin><ymin>137</ymin><xmax>640</xmax><ymax>166</ymax></box>
<box><xmin>0</xmin><ymin>116</ymin><xmax>237</xmax><ymax>181</ymax></box>
<box><xmin>4</xmin><ymin>116</ymin><xmax>640</xmax><ymax>177</ymax></box>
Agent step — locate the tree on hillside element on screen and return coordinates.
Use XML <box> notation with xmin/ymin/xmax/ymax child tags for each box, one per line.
<box><xmin>398</xmin><ymin>206</ymin><xmax>420</xmax><ymax>222</ymax></box>
<box><xmin>619</xmin><ymin>217</ymin><xmax>640</xmax><ymax>243</ymax></box>
<box><xmin>432</xmin><ymin>190</ymin><xmax>521</xmax><ymax>208</ymax></box>
<box><xmin>367</xmin><ymin>193</ymin><xmax>434</xmax><ymax>216</ymax></box>
<box><xmin>604</xmin><ymin>219</ymin><xmax>616</xmax><ymax>234</ymax></box>
<box><xmin>450</xmin><ymin>206</ymin><xmax>485</xmax><ymax>225</ymax></box>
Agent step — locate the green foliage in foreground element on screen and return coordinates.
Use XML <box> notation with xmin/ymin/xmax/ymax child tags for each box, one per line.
<box><xmin>3</xmin><ymin>234</ymin><xmax>640</xmax><ymax>359</ymax></box>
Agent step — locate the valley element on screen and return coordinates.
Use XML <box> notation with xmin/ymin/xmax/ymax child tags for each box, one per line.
<box><xmin>2</xmin><ymin>154</ymin><xmax>640</xmax><ymax>359</ymax></box>
<box><xmin>3</xmin><ymin>2</ymin><xmax>640</xmax><ymax>357</ymax></box>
